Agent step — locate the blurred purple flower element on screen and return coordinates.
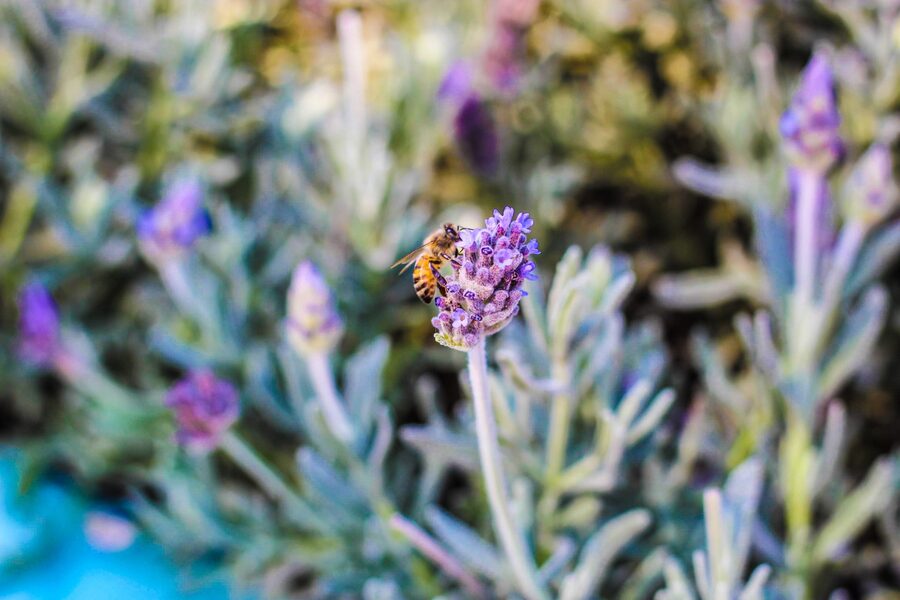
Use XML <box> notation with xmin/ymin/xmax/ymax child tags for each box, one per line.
<box><xmin>437</xmin><ymin>61</ymin><xmax>475</xmax><ymax>105</ymax></box>
<box><xmin>166</xmin><ymin>370</ymin><xmax>239</xmax><ymax>452</ymax></box>
<box><xmin>779</xmin><ymin>52</ymin><xmax>844</xmax><ymax>173</ymax></box>
<box><xmin>482</xmin><ymin>0</ymin><xmax>539</xmax><ymax>93</ymax></box>
<box><xmin>432</xmin><ymin>207</ymin><xmax>539</xmax><ymax>350</ymax></box>
<box><xmin>453</xmin><ymin>94</ymin><xmax>500</xmax><ymax>177</ymax></box>
<box><xmin>286</xmin><ymin>261</ymin><xmax>344</xmax><ymax>355</ymax></box>
<box><xmin>17</xmin><ymin>282</ymin><xmax>61</xmax><ymax>367</ymax></box>
<box><xmin>137</xmin><ymin>179</ymin><xmax>211</xmax><ymax>263</ymax></box>
<box><xmin>493</xmin><ymin>0</ymin><xmax>541</xmax><ymax>26</ymax></box>
<box><xmin>844</xmin><ymin>144</ymin><xmax>898</xmax><ymax>227</ymax></box>
<box><xmin>482</xmin><ymin>26</ymin><xmax>523</xmax><ymax>93</ymax></box>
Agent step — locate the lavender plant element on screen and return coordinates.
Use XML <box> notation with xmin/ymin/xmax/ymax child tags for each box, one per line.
<box><xmin>2</xmin><ymin>1</ymin><xmax>899</xmax><ymax>598</ymax></box>
<box><xmin>400</xmin><ymin>212</ymin><xmax>678</xmax><ymax>598</ymax></box>
<box><xmin>654</xmin><ymin>5</ymin><xmax>900</xmax><ymax>596</ymax></box>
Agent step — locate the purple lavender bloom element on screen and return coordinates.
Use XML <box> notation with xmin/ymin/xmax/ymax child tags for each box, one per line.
<box><xmin>166</xmin><ymin>370</ymin><xmax>239</xmax><ymax>452</ymax></box>
<box><xmin>482</xmin><ymin>26</ymin><xmax>523</xmax><ymax>94</ymax></box>
<box><xmin>844</xmin><ymin>144</ymin><xmax>898</xmax><ymax>227</ymax></box>
<box><xmin>432</xmin><ymin>207</ymin><xmax>539</xmax><ymax>350</ymax></box>
<box><xmin>482</xmin><ymin>0</ymin><xmax>540</xmax><ymax>93</ymax></box>
<box><xmin>453</xmin><ymin>94</ymin><xmax>500</xmax><ymax>177</ymax></box>
<box><xmin>17</xmin><ymin>282</ymin><xmax>61</xmax><ymax>367</ymax></box>
<box><xmin>286</xmin><ymin>261</ymin><xmax>344</xmax><ymax>355</ymax></box>
<box><xmin>437</xmin><ymin>61</ymin><xmax>475</xmax><ymax>105</ymax></box>
<box><xmin>779</xmin><ymin>52</ymin><xmax>844</xmax><ymax>174</ymax></box>
<box><xmin>137</xmin><ymin>179</ymin><xmax>211</xmax><ymax>263</ymax></box>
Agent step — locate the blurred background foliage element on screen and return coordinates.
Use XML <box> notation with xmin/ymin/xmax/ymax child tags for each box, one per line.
<box><xmin>0</xmin><ymin>0</ymin><xmax>899</xmax><ymax>598</ymax></box>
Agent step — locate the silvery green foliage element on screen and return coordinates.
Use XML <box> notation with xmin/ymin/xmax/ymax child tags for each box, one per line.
<box><xmin>402</xmin><ymin>245</ymin><xmax>675</xmax><ymax>597</ymax></box>
<box><xmin>657</xmin><ymin>458</ymin><xmax>771</xmax><ymax>600</ymax></box>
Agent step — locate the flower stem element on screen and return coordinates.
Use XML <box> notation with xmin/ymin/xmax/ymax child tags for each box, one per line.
<box><xmin>794</xmin><ymin>169</ymin><xmax>822</xmax><ymax>311</ymax></box>
<box><xmin>305</xmin><ymin>351</ymin><xmax>354</xmax><ymax>442</ymax></box>
<box><xmin>219</xmin><ymin>430</ymin><xmax>320</xmax><ymax>527</ymax></box>
<box><xmin>159</xmin><ymin>259</ymin><xmax>198</xmax><ymax>319</ymax></box>
<box><xmin>790</xmin><ymin>169</ymin><xmax>825</xmax><ymax>419</ymax></box>
<box><xmin>468</xmin><ymin>340</ymin><xmax>548</xmax><ymax>600</ymax></box>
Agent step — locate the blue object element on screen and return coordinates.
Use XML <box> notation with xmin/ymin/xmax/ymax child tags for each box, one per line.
<box><xmin>0</xmin><ymin>452</ymin><xmax>243</xmax><ymax>600</ymax></box>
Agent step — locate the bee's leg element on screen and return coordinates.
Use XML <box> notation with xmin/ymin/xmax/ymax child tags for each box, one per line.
<box><xmin>430</xmin><ymin>263</ymin><xmax>448</xmax><ymax>297</ymax></box>
<box><xmin>440</xmin><ymin>252</ymin><xmax>463</xmax><ymax>269</ymax></box>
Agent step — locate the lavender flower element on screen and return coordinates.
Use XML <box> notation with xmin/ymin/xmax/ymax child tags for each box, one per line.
<box><xmin>437</xmin><ymin>61</ymin><xmax>474</xmax><ymax>105</ymax></box>
<box><xmin>137</xmin><ymin>179</ymin><xmax>211</xmax><ymax>263</ymax></box>
<box><xmin>166</xmin><ymin>370</ymin><xmax>239</xmax><ymax>451</ymax></box>
<box><xmin>17</xmin><ymin>282</ymin><xmax>62</xmax><ymax>367</ymax></box>
<box><xmin>432</xmin><ymin>207</ymin><xmax>539</xmax><ymax>351</ymax></box>
<box><xmin>286</xmin><ymin>261</ymin><xmax>344</xmax><ymax>355</ymax></box>
<box><xmin>844</xmin><ymin>144</ymin><xmax>898</xmax><ymax>228</ymax></box>
<box><xmin>453</xmin><ymin>94</ymin><xmax>500</xmax><ymax>177</ymax></box>
<box><xmin>482</xmin><ymin>0</ymin><xmax>540</xmax><ymax>93</ymax></box>
<box><xmin>779</xmin><ymin>52</ymin><xmax>844</xmax><ymax>174</ymax></box>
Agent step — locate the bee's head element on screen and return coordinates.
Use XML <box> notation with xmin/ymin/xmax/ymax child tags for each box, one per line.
<box><xmin>442</xmin><ymin>223</ymin><xmax>460</xmax><ymax>241</ymax></box>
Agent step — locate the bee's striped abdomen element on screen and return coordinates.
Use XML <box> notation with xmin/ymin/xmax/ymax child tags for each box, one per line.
<box><xmin>412</xmin><ymin>255</ymin><xmax>441</xmax><ymax>303</ymax></box>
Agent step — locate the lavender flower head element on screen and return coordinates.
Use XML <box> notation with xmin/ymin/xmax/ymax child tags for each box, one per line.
<box><xmin>779</xmin><ymin>52</ymin><xmax>844</xmax><ymax>174</ymax></box>
<box><xmin>432</xmin><ymin>207</ymin><xmax>539</xmax><ymax>351</ymax></box>
<box><xmin>437</xmin><ymin>62</ymin><xmax>500</xmax><ymax>177</ymax></box>
<box><xmin>844</xmin><ymin>144</ymin><xmax>898</xmax><ymax>227</ymax></box>
<box><xmin>437</xmin><ymin>61</ymin><xmax>475</xmax><ymax>105</ymax></box>
<box><xmin>454</xmin><ymin>95</ymin><xmax>500</xmax><ymax>177</ymax></box>
<box><xmin>286</xmin><ymin>261</ymin><xmax>344</xmax><ymax>355</ymax></box>
<box><xmin>166</xmin><ymin>370</ymin><xmax>239</xmax><ymax>452</ymax></box>
<box><xmin>17</xmin><ymin>282</ymin><xmax>61</xmax><ymax>367</ymax></box>
<box><xmin>137</xmin><ymin>179</ymin><xmax>211</xmax><ymax>264</ymax></box>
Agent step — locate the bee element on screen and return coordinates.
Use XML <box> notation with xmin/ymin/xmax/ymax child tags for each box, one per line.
<box><xmin>392</xmin><ymin>223</ymin><xmax>464</xmax><ymax>303</ymax></box>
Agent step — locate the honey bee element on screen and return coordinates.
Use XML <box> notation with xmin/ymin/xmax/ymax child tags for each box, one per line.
<box><xmin>391</xmin><ymin>223</ymin><xmax>464</xmax><ymax>303</ymax></box>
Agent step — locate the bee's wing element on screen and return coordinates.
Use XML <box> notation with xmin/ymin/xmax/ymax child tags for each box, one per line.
<box><xmin>391</xmin><ymin>244</ymin><xmax>429</xmax><ymax>274</ymax></box>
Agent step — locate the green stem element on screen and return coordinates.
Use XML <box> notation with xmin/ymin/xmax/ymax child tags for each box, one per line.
<box><xmin>468</xmin><ymin>340</ymin><xmax>549</xmax><ymax>600</ymax></box>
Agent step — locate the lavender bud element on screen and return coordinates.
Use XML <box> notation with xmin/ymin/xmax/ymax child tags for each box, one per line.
<box><xmin>843</xmin><ymin>144</ymin><xmax>898</xmax><ymax>227</ymax></box>
<box><xmin>16</xmin><ymin>282</ymin><xmax>62</xmax><ymax>368</ymax></box>
<box><xmin>779</xmin><ymin>52</ymin><xmax>844</xmax><ymax>174</ymax></box>
<box><xmin>286</xmin><ymin>261</ymin><xmax>344</xmax><ymax>355</ymax></box>
<box><xmin>166</xmin><ymin>370</ymin><xmax>240</xmax><ymax>452</ymax></box>
<box><xmin>137</xmin><ymin>179</ymin><xmax>211</xmax><ymax>264</ymax></box>
<box><xmin>453</xmin><ymin>94</ymin><xmax>500</xmax><ymax>177</ymax></box>
<box><xmin>432</xmin><ymin>207</ymin><xmax>538</xmax><ymax>351</ymax></box>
